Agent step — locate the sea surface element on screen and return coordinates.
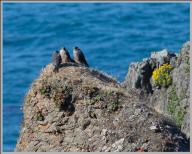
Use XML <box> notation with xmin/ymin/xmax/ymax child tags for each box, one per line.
<box><xmin>3</xmin><ymin>3</ymin><xmax>190</xmax><ymax>152</ymax></box>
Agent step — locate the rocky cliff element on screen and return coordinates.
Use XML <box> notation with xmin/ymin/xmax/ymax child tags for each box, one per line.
<box><xmin>15</xmin><ymin>42</ymin><xmax>190</xmax><ymax>152</ymax></box>
<box><xmin>123</xmin><ymin>41</ymin><xmax>190</xmax><ymax>139</ymax></box>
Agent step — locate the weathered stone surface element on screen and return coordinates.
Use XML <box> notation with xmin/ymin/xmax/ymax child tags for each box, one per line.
<box><xmin>123</xmin><ymin>41</ymin><xmax>190</xmax><ymax>140</ymax></box>
<box><xmin>123</xmin><ymin>48</ymin><xmax>177</xmax><ymax>94</ymax></box>
<box><xmin>15</xmin><ymin>42</ymin><xmax>190</xmax><ymax>152</ymax></box>
<box><xmin>123</xmin><ymin>60</ymin><xmax>153</xmax><ymax>94</ymax></box>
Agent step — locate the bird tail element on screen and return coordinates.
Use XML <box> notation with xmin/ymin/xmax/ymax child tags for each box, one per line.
<box><xmin>85</xmin><ymin>62</ymin><xmax>89</xmax><ymax>67</ymax></box>
<box><xmin>53</xmin><ymin>66</ymin><xmax>59</xmax><ymax>73</ymax></box>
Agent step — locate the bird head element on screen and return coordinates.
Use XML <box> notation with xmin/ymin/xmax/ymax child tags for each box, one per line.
<box><xmin>74</xmin><ymin>46</ymin><xmax>79</xmax><ymax>50</ymax></box>
<box><xmin>54</xmin><ymin>50</ymin><xmax>59</xmax><ymax>54</ymax></box>
<box><xmin>61</xmin><ymin>46</ymin><xmax>66</xmax><ymax>50</ymax></box>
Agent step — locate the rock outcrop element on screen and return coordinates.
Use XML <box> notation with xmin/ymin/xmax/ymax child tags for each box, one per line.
<box><xmin>15</xmin><ymin>42</ymin><xmax>190</xmax><ymax>152</ymax></box>
<box><xmin>123</xmin><ymin>49</ymin><xmax>177</xmax><ymax>94</ymax></box>
<box><xmin>123</xmin><ymin>41</ymin><xmax>190</xmax><ymax>139</ymax></box>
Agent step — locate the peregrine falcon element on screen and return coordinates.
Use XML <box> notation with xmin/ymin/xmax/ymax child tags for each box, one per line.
<box><xmin>60</xmin><ymin>46</ymin><xmax>75</xmax><ymax>63</ymax></box>
<box><xmin>52</xmin><ymin>50</ymin><xmax>61</xmax><ymax>73</ymax></box>
<box><xmin>73</xmin><ymin>46</ymin><xmax>89</xmax><ymax>67</ymax></box>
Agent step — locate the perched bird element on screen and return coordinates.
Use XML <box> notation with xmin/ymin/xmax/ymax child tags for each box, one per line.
<box><xmin>52</xmin><ymin>50</ymin><xmax>61</xmax><ymax>73</ymax></box>
<box><xmin>73</xmin><ymin>46</ymin><xmax>89</xmax><ymax>67</ymax></box>
<box><xmin>60</xmin><ymin>46</ymin><xmax>75</xmax><ymax>63</ymax></box>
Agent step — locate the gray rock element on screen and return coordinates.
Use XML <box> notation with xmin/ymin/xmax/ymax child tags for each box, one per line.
<box><xmin>151</xmin><ymin>49</ymin><xmax>169</xmax><ymax>67</ymax></box>
<box><xmin>81</xmin><ymin>119</ymin><xmax>91</xmax><ymax>130</ymax></box>
<box><xmin>150</xmin><ymin>125</ymin><xmax>160</xmax><ymax>133</ymax></box>
<box><xmin>181</xmin><ymin>112</ymin><xmax>190</xmax><ymax>139</ymax></box>
<box><xmin>124</xmin><ymin>41</ymin><xmax>190</xmax><ymax>140</ymax></box>
<box><xmin>15</xmin><ymin>42</ymin><xmax>190</xmax><ymax>152</ymax></box>
<box><xmin>124</xmin><ymin>60</ymin><xmax>153</xmax><ymax>94</ymax></box>
<box><xmin>124</xmin><ymin>48</ymin><xmax>176</xmax><ymax>94</ymax></box>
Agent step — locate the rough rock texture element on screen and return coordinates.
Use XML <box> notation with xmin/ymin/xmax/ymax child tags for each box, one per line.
<box><xmin>123</xmin><ymin>49</ymin><xmax>177</xmax><ymax>94</ymax></box>
<box><xmin>123</xmin><ymin>41</ymin><xmax>190</xmax><ymax>139</ymax></box>
<box><xmin>171</xmin><ymin>42</ymin><xmax>190</xmax><ymax>139</ymax></box>
<box><xmin>15</xmin><ymin>42</ymin><xmax>190</xmax><ymax>152</ymax></box>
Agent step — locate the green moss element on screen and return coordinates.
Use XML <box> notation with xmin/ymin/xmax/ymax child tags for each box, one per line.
<box><xmin>81</xmin><ymin>86</ymin><xmax>123</xmax><ymax>113</ymax></box>
<box><xmin>108</xmin><ymin>102</ymin><xmax>119</xmax><ymax>111</ymax></box>
<box><xmin>175</xmin><ymin>106</ymin><xmax>187</xmax><ymax>127</ymax></box>
<box><xmin>85</xmin><ymin>101</ymin><xmax>89</xmax><ymax>105</ymax></box>
<box><xmin>184</xmin><ymin>56</ymin><xmax>189</xmax><ymax>65</ymax></box>
<box><xmin>38</xmin><ymin>78</ymin><xmax>73</xmax><ymax>110</ymax></box>
<box><xmin>167</xmin><ymin>86</ymin><xmax>178</xmax><ymax>114</ymax></box>
<box><xmin>95</xmin><ymin>95</ymin><xmax>101</xmax><ymax>101</ymax></box>
<box><xmin>118</xmin><ymin>98</ymin><xmax>123</xmax><ymax>103</ymax></box>
<box><xmin>84</xmin><ymin>98</ymin><xmax>91</xmax><ymax>106</ymax></box>
<box><xmin>36</xmin><ymin>111</ymin><xmax>44</xmax><ymax>121</ymax></box>
<box><xmin>38</xmin><ymin>78</ymin><xmax>51</xmax><ymax>97</ymax></box>
<box><xmin>185</xmin><ymin>65</ymin><xmax>190</xmax><ymax>74</ymax></box>
<box><xmin>105</xmin><ymin>90</ymin><xmax>113</xmax><ymax>96</ymax></box>
<box><xmin>25</xmin><ymin>95</ymin><xmax>31</xmax><ymax>103</ymax></box>
<box><xmin>184</xmin><ymin>56</ymin><xmax>190</xmax><ymax>74</ymax></box>
<box><xmin>167</xmin><ymin>85</ymin><xmax>186</xmax><ymax>128</ymax></box>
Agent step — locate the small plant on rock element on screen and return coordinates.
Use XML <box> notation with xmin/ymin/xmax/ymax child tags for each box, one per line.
<box><xmin>184</xmin><ymin>56</ymin><xmax>190</xmax><ymax>74</ymax></box>
<box><xmin>81</xmin><ymin>85</ymin><xmax>98</xmax><ymax>98</ymax></box>
<box><xmin>176</xmin><ymin>106</ymin><xmax>187</xmax><ymax>127</ymax></box>
<box><xmin>185</xmin><ymin>66</ymin><xmax>190</xmax><ymax>74</ymax></box>
<box><xmin>152</xmin><ymin>63</ymin><xmax>172</xmax><ymax>88</ymax></box>
<box><xmin>85</xmin><ymin>101</ymin><xmax>90</xmax><ymax>105</ymax></box>
<box><xmin>52</xmin><ymin>85</ymin><xmax>72</xmax><ymax>109</ymax></box>
<box><xmin>36</xmin><ymin>111</ymin><xmax>44</xmax><ymax>121</ymax></box>
<box><xmin>108</xmin><ymin>102</ymin><xmax>119</xmax><ymax>111</ymax></box>
<box><xmin>24</xmin><ymin>95</ymin><xmax>31</xmax><ymax>103</ymax></box>
<box><xmin>95</xmin><ymin>95</ymin><xmax>101</xmax><ymax>102</ymax></box>
<box><xmin>105</xmin><ymin>90</ymin><xmax>122</xmax><ymax>112</ymax></box>
<box><xmin>167</xmin><ymin>85</ymin><xmax>186</xmax><ymax>128</ymax></box>
<box><xmin>38</xmin><ymin>77</ymin><xmax>73</xmax><ymax>110</ymax></box>
<box><xmin>184</xmin><ymin>56</ymin><xmax>189</xmax><ymax>65</ymax></box>
<box><xmin>38</xmin><ymin>78</ymin><xmax>52</xmax><ymax>97</ymax></box>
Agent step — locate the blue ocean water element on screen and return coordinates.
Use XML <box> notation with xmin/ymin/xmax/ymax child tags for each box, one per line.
<box><xmin>3</xmin><ymin>3</ymin><xmax>190</xmax><ymax>152</ymax></box>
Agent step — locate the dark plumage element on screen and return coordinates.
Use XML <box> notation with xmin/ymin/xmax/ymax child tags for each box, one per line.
<box><xmin>60</xmin><ymin>47</ymin><xmax>75</xmax><ymax>63</ymax></box>
<box><xmin>73</xmin><ymin>46</ymin><xmax>89</xmax><ymax>67</ymax></box>
<box><xmin>52</xmin><ymin>50</ymin><xmax>61</xmax><ymax>73</ymax></box>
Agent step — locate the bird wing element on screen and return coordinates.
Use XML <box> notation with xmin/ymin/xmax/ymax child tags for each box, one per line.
<box><xmin>58</xmin><ymin>55</ymin><xmax>62</xmax><ymax>64</ymax></box>
<box><xmin>79</xmin><ymin>51</ymin><xmax>87</xmax><ymax>63</ymax></box>
<box><xmin>52</xmin><ymin>53</ymin><xmax>57</xmax><ymax>65</ymax></box>
<box><xmin>66</xmin><ymin>50</ymin><xmax>71</xmax><ymax>58</ymax></box>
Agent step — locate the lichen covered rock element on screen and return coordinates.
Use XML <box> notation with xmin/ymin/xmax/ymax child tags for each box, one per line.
<box><xmin>15</xmin><ymin>58</ymin><xmax>189</xmax><ymax>152</ymax></box>
<box><xmin>123</xmin><ymin>41</ymin><xmax>190</xmax><ymax>139</ymax></box>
